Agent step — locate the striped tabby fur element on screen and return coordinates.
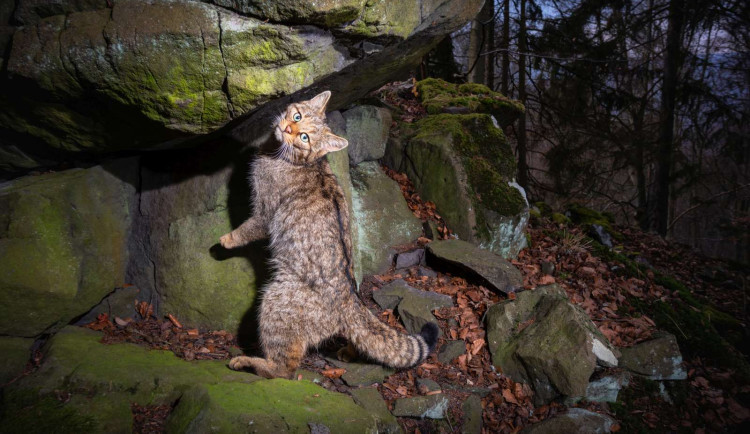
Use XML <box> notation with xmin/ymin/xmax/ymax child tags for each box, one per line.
<box><xmin>221</xmin><ymin>91</ymin><xmax>438</xmax><ymax>379</ymax></box>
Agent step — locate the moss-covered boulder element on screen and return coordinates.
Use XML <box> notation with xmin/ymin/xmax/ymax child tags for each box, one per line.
<box><xmin>0</xmin><ymin>336</ymin><xmax>33</xmax><ymax>385</ymax></box>
<box><xmin>1</xmin><ymin>326</ymin><xmax>384</xmax><ymax>433</ymax></box>
<box><xmin>2</xmin><ymin>0</ymin><xmax>349</xmax><ymax>156</ymax></box>
<box><xmin>127</xmin><ymin>147</ymin><xmax>263</xmax><ymax>332</ymax></box>
<box><xmin>1</xmin><ymin>0</ymin><xmax>483</xmax><ymax>175</ymax></box>
<box><xmin>1</xmin><ymin>326</ymin><xmax>262</xmax><ymax>432</ymax></box>
<box><xmin>387</xmin><ymin>114</ymin><xmax>529</xmax><ymax>259</ymax></box>
<box><xmin>415</xmin><ymin>78</ymin><xmax>524</xmax><ymax>128</ymax></box>
<box><xmin>209</xmin><ymin>0</ymin><xmax>366</xmax><ymax>28</ymax></box>
<box><xmin>0</xmin><ymin>160</ymin><xmax>136</xmax><ymax>337</ymax></box>
<box><xmin>486</xmin><ymin>285</ymin><xmax>619</xmax><ymax>405</ymax></box>
<box><xmin>351</xmin><ymin>162</ymin><xmax>422</xmax><ymax>275</ymax></box>
<box><xmin>167</xmin><ymin>381</ymin><xmax>380</xmax><ymax>433</ymax></box>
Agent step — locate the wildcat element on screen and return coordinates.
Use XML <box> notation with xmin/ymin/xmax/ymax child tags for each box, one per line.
<box><xmin>220</xmin><ymin>90</ymin><xmax>438</xmax><ymax>379</ymax></box>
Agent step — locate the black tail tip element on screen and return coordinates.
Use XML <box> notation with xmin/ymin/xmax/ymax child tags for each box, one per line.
<box><xmin>419</xmin><ymin>322</ymin><xmax>439</xmax><ymax>352</ymax></box>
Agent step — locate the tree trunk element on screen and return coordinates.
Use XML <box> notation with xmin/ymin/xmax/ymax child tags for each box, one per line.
<box><xmin>653</xmin><ymin>0</ymin><xmax>685</xmax><ymax>235</ymax></box>
<box><xmin>517</xmin><ymin>0</ymin><xmax>529</xmax><ymax>189</ymax></box>
<box><xmin>468</xmin><ymin>0</ymin><xmax>493</xmax><ymax>84</ymax></box>
<box><xmin>501</xmin><ymin>0</ymin><xmax>510</xmax><ymax>95</ymax></box>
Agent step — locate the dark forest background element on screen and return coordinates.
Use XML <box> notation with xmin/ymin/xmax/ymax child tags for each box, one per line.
<box><xmin>423</xmin><ymin>0</ymin><xmax>749</xmax><ymax>265</ymax></box>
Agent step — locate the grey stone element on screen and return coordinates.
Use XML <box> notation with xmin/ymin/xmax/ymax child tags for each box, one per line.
<box><xmin>426</xmin><ymin>239</ymin><xmax>524</xmax><ymax>294</ymax></box>
<box><xmin>127</xmin><ymin>149</ymin><xmax>263</xmax><ymax>331</ymax></box>
<box><xmin>327</xmin><ymin>146</ymin><xmax>361</xmax><ymax>285</ymax></box>
<box><xmin>540</xmin><ymin>261</ymin><xmax>555</xmax><ymax>276</ymax></box>
<box><xmin>392</xmin><ymin>394</ymin><xmax>450</xmax><ymax>419</ymax></box>
<box><xmin>309</xmin><ymin>423</ymin><xmax>331</xmax><ymax>434</ymax></box>
<box><xmin>619</xmin><ymin>332</ymin><xmax>687</xmax><ymax>380</ymax></box>
<box><xmin>521</xmin><ymin>408</ymin><xmax>617</xmax><ymax>434</ymax></box>
<box><xmin>417</xmin><ymin>266</ymin><xmax>438</xmax><ymax>278</ymax></box>
<box><xmin>351</xmin><ymin>162</ymin><xmax>422</xmax><ymax>276</ymax></box>
<box><xmin>417</xmin><ymin>378</ymin><xmax>441</xmax><ymax>392</ymax></box>
<box><xmin>461</xmin><ymin>394</ymin><xmax>483</xmax><ymax>434</ymax></box>
<box><xmin>398</xmin><ymin>296</ymin><xmax>441</xmax><ymax>336</ymax></box>
<box><xmin>396</xmin><ymin>249</ymin><xmax>425</xmax><ymax>269</ymax></box>
<box><xmin>342</xmin><ymin>105</ymin><xmax>392</xmax><ymax>166</ymax></box>
<box><xmin>585</xmin><ymin>371</ymin><xmax>631</xmax><ymax>403</ymax></box>
<box><xmin>326</xmin><ymin>358</ymin><xmax>395</xmax><ymax>387</ymax></box>
<box><xmin>0</xmin><ymin>159</ymin><xmax>137</xmax><ymax>337</ymax></box>
<box><xmin>372</xmin><ymin>279</ymin><xmax>453</xmax><ymax>312</ymax></box>
<box><xmin>589</xmin><ymin>224</ymin><xmax>613</xmax><ymax>248</ymax></box>
<box><xmin>0</xmin><ymin>336</ymin><xmax>33</xmax><ymax>385</ymax></box>
<box><xmin>438</xmin><ymin>340</ymin><xmax>466</xmax><ymax>364</ymax></box>
<box><xmin>486</xmin><ymin>285</ymin><xmax>620</xmax><ymax>405</ymax></box>
<box><xmin>350</xmin><ymin>387</ymin><xmax>402</xmax><ymax>434</ymax></box>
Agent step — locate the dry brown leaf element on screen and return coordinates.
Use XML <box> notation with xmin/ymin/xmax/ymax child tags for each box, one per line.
<box><xmin>321</xmin><ymin>368</ymin><xmax>346</xmax><ymax>379</ymax></box>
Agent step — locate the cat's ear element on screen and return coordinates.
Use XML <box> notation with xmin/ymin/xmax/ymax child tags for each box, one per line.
<box><xmin>321</xmin><ymin>132</ymin><xmax>348</xmax><ymax>153</ymax></box>
<box><xmin>308</xmin><ymin>91</ymin><xmax>331</xmax><ymax>114</ymax></box>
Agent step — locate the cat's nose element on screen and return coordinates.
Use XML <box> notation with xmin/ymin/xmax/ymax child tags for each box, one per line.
<box><xmin>284</xmin><ymin>125</ymin><xmax>292</xmax><ymax>134</ymax></box>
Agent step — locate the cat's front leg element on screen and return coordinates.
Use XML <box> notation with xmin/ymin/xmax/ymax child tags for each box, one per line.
<box><xmin>220</xmin><ymin>216</ymin><xmax>266</xmax><ymax>248</ymax></box>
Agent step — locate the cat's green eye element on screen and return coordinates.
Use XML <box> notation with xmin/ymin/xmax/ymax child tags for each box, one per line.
<box><xmin>293</xmin><ymin>112</ymin><xmax>302</xmax><ymax>122</ymax></box>
<box><xmin>300</xmin><ymin>133</ymin><xmax>309</xmax><ymax>143</ymax></box>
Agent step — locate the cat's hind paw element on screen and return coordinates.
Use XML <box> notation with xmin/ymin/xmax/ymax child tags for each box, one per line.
<box><xmin>336</xmin><ymin>343</ymin><xmax>358</xmax><ymax>363</ymax></box>
<box><xmin>220</xmin><ymin>232</ymin><xmax>237</xmax><ymax>249</ymax></box>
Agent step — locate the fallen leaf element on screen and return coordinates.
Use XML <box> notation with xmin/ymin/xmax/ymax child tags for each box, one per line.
<box><xmin>538</xmin><ymin>275</ymin><xmax>556</xmax><ymax>285</ymax></box>
<box><xmin>321</xmin><ymin>368</ymin><xmax>346</xmax><ymax>379</ymax></box>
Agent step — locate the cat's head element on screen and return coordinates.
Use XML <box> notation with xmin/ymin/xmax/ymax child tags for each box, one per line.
<box><xmin>273</xmin><ymin>91</ymin><xmax>348</xmax><ymax>164</ymax></box>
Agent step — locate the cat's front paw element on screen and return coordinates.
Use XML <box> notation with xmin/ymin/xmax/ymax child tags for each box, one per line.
<box><xmin>220</xmin><ymin>232</ymin><xmax>237</xmax><ymax>249</ymax></box>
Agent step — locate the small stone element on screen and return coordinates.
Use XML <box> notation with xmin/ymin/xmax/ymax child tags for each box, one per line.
<box><xmin>350</xmin><ymin>387</ymin><xmax>401</xmax><ymax>434</ymax></box>
<box><xmin>325</xmin><ymin>358</ymin><xmax>395</xmax><ymax>387</ymax></box>
<box><xmin>372</xmin><ymin>279</ymin><xmax>453</xmax><ymax>311</ymax></box>
<box><xmin>417</xmin><ymin>378</ymin><xmax>441</xmax><ymax>393</ymax></box>
<box><xmin>461</xmin><ymin>394</ymin><xmax>483</xmax><ymax>434</ymax></box>
<box><xmin>309</xmin><ymin>423</ymin><xmax>331</xmax><ymax>434</ymax></box>
<box><xmin>521</xmin><ymin>408</ymin><xmax>616</xmax><ymax>434</ymax></box>
<box><xmin>619</xmin><ymin>332</ymin><xmax>687</xmax><ymax>380</ymax></box>
<box><xmin>426</xmin><ymin>239</ymin><xmax>523</xmax><ymax>294</ymax></box>
<box><xmin>392</xmin><ymin>394</ymin><xmax>449</xmax><ymax>419</ymax></box>
<box><xmin>589</xmin><ymin>224</ymin><xmax>613</xmax><ymax>248</ymax></box>
<box><xmin>585</xmin><ymin>371</ymin><xmax>631</xmax><ymax>403</ymax></box>
<box><xmin>423</xmin><ymin>221</ymin><xmax>440</xmax><ymax>240</ymax></box>
<box><xmin>398</xmin><ymin>296</ymin><xmax>441</xmax><ymax>336</ymax></box>
<box><xmin>396</xmin><ymin>249</ymin><xmax>425</xmax><ymax>269</ymax></box>
<box><xmin>417</xmin><ymin>266</ymin><xmax>438</xmax><ymax>278</ymax></box>
<box><xmin>438</xmin><ymin>340</ymin><xmax>466</xmax><ymax>364</ymax></box>
<box><xmin>540</xmin><ymin>261</ymin><xmax>555</xmax><ymax>276</ymax></box>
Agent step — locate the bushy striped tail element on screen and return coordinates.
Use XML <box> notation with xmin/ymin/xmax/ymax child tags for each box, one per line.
<box><xmin>343</xmin><ymin>301</ymin><xmax>439</xmax><ymax>368</ymax></box>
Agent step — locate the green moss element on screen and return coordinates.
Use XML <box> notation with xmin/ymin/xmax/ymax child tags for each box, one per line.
<box><xmin>415</xmin><ymin>78</ymin><xmax>524</xmax><ymax>126</ymax></box>
<box><xmin>566</xmin><ymin>203</ymin><xmax>622</xmax><ymax>240</ymax></box>
<box><xmin>0</xmin><ymin>391</ymin><xmax>97</xmax><ymax>434</ymax></box>
<box><xmin>551</xmin><ymin>212</ymin><xmax>571</xmax><ymax>225</ymax></box>
<box><xmin>534</xmin><ymin>201</ymin><xmax>553</xmax><ymax>217</ymax></box>
<box><xmin>167</xmin><ymin>380</ymin><xmax>378</xmax><ymax>433</ymax></box>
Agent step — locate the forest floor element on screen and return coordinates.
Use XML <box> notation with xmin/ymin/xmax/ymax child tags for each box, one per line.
<box><xmin>71</xmin><ymin>170</ymin><xmax>750</xmax><ymax>433</ymax></box>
